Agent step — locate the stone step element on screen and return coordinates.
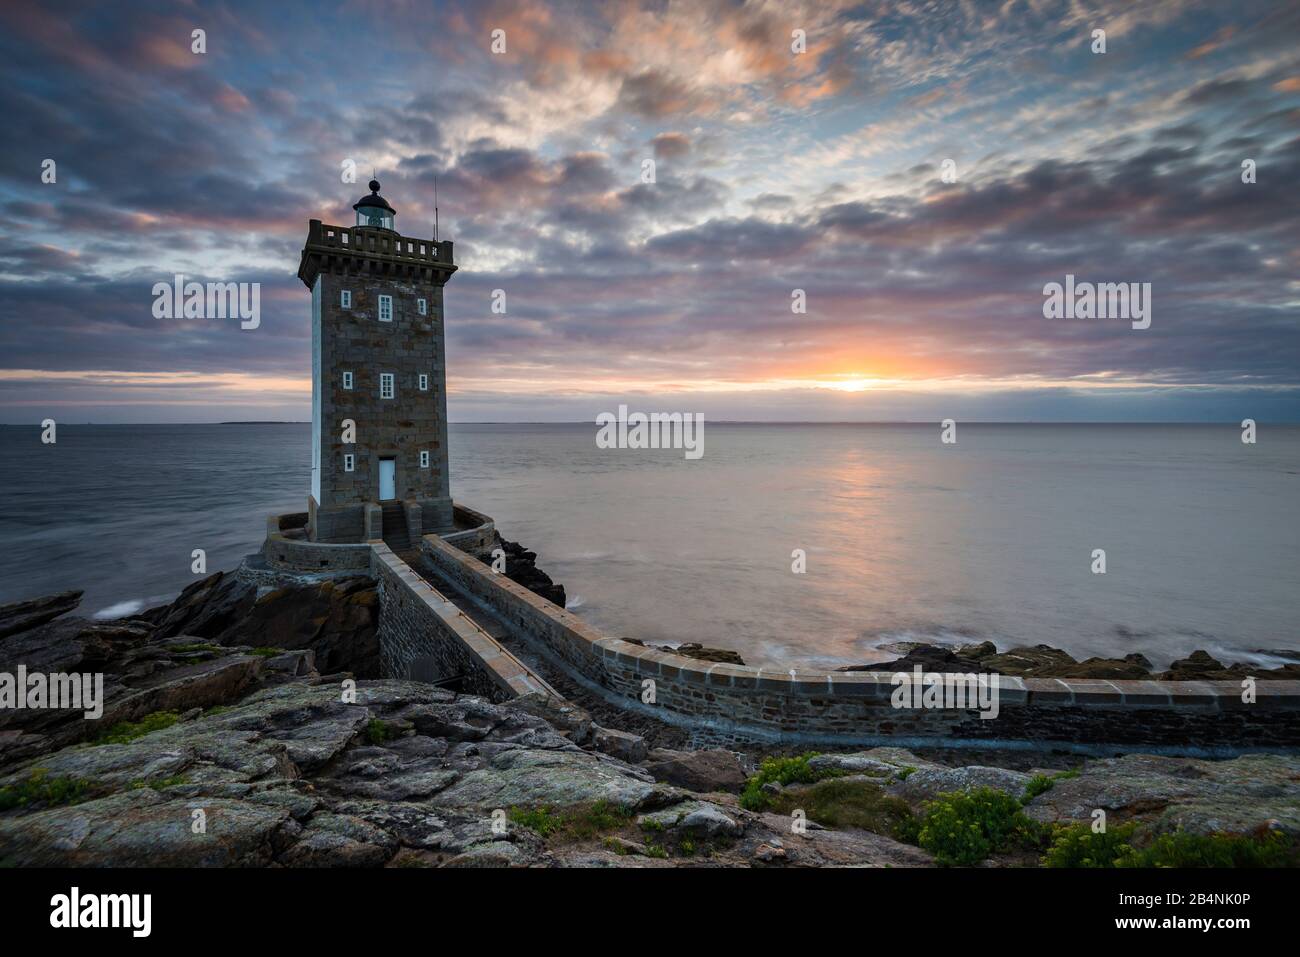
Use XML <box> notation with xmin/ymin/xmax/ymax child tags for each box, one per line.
<box><xmin>381</xmin><ymin>502</ymin><xmax>410</xmax><ymax>549</ymax></box>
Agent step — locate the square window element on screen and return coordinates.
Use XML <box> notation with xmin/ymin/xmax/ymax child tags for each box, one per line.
<box><xmin>417</xmin><ymin>298</ymin><xmax>427</xmax><ymax>316</ymax></box>
<box><xmin>378</xmin><ymin>295</ymin><xmax>393</xmax><ymax>322</ymax></box>
<box><xmin>420</xmin><ymin>450</ymin><xmax>430</xmax><ymax>468</ymax></box>
<box><xmin>341</xmin><ymin>290</ymin><xmax>351</xmax><ymax>309</ymax></box>
<box><xmin>380</xmin><ymin>373</ymin><xmax>395</xmax><ymax>399</ymax></box>
<box><xmin>418</xmin><ymin>374</ymin><xmax>429</xmax><ymax>391</ymax></box>
<box><xmin>343</xmin><ymin>453</ymin><xmax>355</xmax><ymax>472</ymax></box>
<box><xmin>342</xmin><ymin>371</ymin><xmax>353</xmax><ymax>390</ymax></box>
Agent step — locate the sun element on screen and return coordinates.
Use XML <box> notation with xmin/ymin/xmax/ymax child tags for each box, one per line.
<box><xmin>828</xmin><ymin>377</ymin><xmax>877</xmax><ymax>393</ymax></box>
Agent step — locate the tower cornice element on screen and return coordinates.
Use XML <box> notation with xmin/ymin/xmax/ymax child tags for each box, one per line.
<box><xmin>298</xmin><ymin>219</ymin><xmax>457</xmax><ymax>289</ymax></box>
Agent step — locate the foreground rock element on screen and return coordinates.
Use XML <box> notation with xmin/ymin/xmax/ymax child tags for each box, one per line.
<box><xmin>0</xmin><ymin>602</ymin><xmax>271</xmax><ymax>765</ymax></box>
<box><xmin>646</xmin><ymin>749</ymin><xmax>749</xmax><ymax>794</ymax></box>
<box><xmin>1021</xmin><ymin>752</ymin><xmax>1300</xmax><ymax>836</ymax></box>
<box><xmin>144</xmin><ymin>572</ymin><xmax>380</xmax><ymax>677</ymax></box>
<box><xmin>4</xmin><ymin>583</ymin><xmax>1298</xmax><ymax>868</ymax></box>
<box><xmin>0</xmin><ymin>591</ymin><xmax>83</xmax><ymax>640</ymax></box>
<box><xmin>0</xmin><ymin>681</ymin><xmax>939</xmax><ymax>868</ymax></box>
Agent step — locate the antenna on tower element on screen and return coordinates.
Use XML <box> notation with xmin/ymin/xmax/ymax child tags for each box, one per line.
<box><xmin>433</xmin><ymin>175</ymin><xmax>440</xmax><ymax>242</ymax></box>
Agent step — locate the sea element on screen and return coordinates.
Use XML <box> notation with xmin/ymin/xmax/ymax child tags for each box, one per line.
<box><xmin>1</xmin><ymin>422</ymin><xmax>1296</xmax><ymax>671</ymax></box>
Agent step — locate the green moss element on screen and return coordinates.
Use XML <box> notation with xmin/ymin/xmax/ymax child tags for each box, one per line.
<box><xmin>364</xmin><ymin>718</ymin><xmax>400</xmax><ymax>745</ymax></box>
<box><xmin>507</xmin><ymin>805</ymin><xmax>565</xmax><ymax>837</ymax></box>
<box><xmin>248</xmin><ymin>647</ymin><xmax>286</xmax><ymax>659</ymax></box>
<box><xmin>914</xmin><ymin>787</ymin><xmax>1043</xmax><ymax>866</ymax></box>
<box><xmin>0</xmin><ymin>770</ymin><xmax>95</xmax><ymax>811</ymax></box>
<box><xmin>897</xmin><ymin>765</ymin><xmax>917</xmax><ymax>780</ymax></box>
<box><xmin>510</xmin><ymin>801</ymin><xmax>633</xmax><ymax>841</ymax></box>
<box><xmin>564</xmin><ymin>800</ymin><xmax>634</xmax><ymax>840</ymax></box>
<box><xmin>740</xmin><ymin>753</ymin><xmax>834</xmax><ymax>811</ymax></box>
<box><xmin>128</xmin><ymin>775</ymin><xmax>190</xmax><ymax>792</ymax></box>
<box><xmin>767</xmin><ymin>778</ymin><xmax>915</xmax><ymax>834</ymax></box>
<box><xmin>1021</xmin><ymin>768</ymin><xmax>1082</xmax><ymax>805</ymax></box>
<box><xmin>94</xmin><ymin>710</ymin><xmax>181</xmax><ymax>745</ymax></box>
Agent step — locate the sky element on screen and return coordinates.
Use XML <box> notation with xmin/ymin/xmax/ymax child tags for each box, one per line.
<box><xmin>0</xmin><ymin>0</ymin><xmax>1297</xmax><ymax>423</ymax></box>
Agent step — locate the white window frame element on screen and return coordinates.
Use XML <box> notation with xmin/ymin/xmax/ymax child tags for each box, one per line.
<box><xmin>417</xmin><ymin>298</ymin><xmax>427</xmax><ymax>316</ymax></box>
<box><xmin>418</xmin><ymin>374</ymin><xmax>429</xmax><ymax>391</ymax></box>
<box><xmin>380</xmin><ymin>373</ymin><xmax>395</xmax><ymax>399</ymax></box>
<box><xmin>378</xmin><ymin>294</ymin><xmax>393</xmax><ymax>322</ymax></box>
<box><xmin>343</xmin><ymin>453</ymin><xmax>355</xmax><ymax>472</ymax></box>
<box><xmin>420</xmin><ymin>450</ymin><xmax>430</xmax><ymax>468</ymax></box>
<box><xmin>342</xmin><ymin>371</ymin><xmax>353</xmax><ymax>390</ymax></box>
<box><xmin>340</xmin><ymin>290</ymin><xmax>351</xmax><ymax>309</ymax></box>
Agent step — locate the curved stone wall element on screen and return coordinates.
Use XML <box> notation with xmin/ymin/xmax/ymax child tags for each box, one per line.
<box><xmin>418</xmin><ymin>534</ymin><xmax>1300</xmax><ymax>754</ymax></box>
<box><xmin>261</xmin><ymin>503</ymin><xmax>493</xmax><ymax>572</ymax></box>
<box><xmin>261</xmin><ymin>515</ymin><xmax>371</xmax><ymax>572</ymax></box>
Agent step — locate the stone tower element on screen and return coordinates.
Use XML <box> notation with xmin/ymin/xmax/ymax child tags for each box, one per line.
<box><xmin>297</xmin><ymin>180</ymin><xmax>458</xmax><ymax>543</ymax></box>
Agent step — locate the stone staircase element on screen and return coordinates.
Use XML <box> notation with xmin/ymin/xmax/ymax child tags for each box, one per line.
<box><xmin>380</xmin><ymin>501</ymin><xmax>410</xmax><ymax>551</ymax></box>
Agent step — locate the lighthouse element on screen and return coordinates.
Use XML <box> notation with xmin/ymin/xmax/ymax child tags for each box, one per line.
<box><xmin>297</xmin><ymin>180</ymin><xmax>457</xmax><ymax>544</ymax></box>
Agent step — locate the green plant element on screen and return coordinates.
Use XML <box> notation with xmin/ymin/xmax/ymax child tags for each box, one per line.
<box><xmin>0</xmin><ymin>770</ymin><xmax>94</xmax><ymax>811</ymax></box>
<box><xmin>915</xmin><ymin>787</ymin><xmax>1042</xmax><ymax>866</ymax></box>
<box><xmin>645</xmin><ymin>843</ymin><xmax>668</xmax><ymax>859</ymax></box>
<box><xmin>507</xmin><ymin>805</ymin><xmax>564</xmax><ymax>837</ymax></box>
<box><xmin>169</xmin><ymin>642</ymin><xmax>223</xmax><ymax>655</ymax></box>
<box><xmin>740</xmin><ymin>753</ymin><xmax>831</xmax><ymax>811</ymax></box>
<box><xmin>1020</xmin><ymin>768</ymin><xmax>1081</xmax><ymax>805</ymax></box>
<box><xmin>897</xmin><ymin>765</ymin><xmax>917</xmax><ymax>780</ymax></box>
<box><xmin>94</xmin><ymin>710</ymin><xmax>181</xmax><ymax>745</ymax></box>
<box><xmin>248</xmin><ymin>647</ymin><xmax>286</xmax><ymax>659</ymax></box>
<box><xmin>1042</xmin><ymin>822</ymin><xmax>1296</xmax><ymax>868</ymax></box>
<box><xmin>1115</xmin><ymin>829</ymin><xmax>1297</xmax><ymax>868</ymax></box>
<box><xmin>565</xmin><ymin>800</ymin><xmax>634</xmax><ymax>840</ymax></box>
<box><xmin>364</xmin><ymin>718</ymin><xmax>399</xmax><ymax>744</ymax></box>
<box><xmin>128</xmin><ymin>774</ymin><xmax>189</xmax><ymax>792</ymax></box>
<box><xmin>1042</xmin><ymin>821</ymin><xmax>1139</xmax><ymax>867</ymax></box>
<box><xmin>767</xmin><ymin>778</ymin><xmax>915</xmax><ymax>834</ymax></box>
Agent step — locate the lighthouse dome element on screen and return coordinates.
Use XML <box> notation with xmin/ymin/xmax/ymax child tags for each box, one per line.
<box><xmin>353</xmin><ymin>179</ymin><xmax>396</xmax><ymax>230</ymax></box>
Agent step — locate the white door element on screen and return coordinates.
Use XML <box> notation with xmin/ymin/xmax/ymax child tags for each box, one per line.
<box><xmin>379</xmin><ymin>458</ymin><xmax>396</xmax><ymax>500</ymax></box>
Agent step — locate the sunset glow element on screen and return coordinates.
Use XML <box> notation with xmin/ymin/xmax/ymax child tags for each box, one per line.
<box><xmin>0</xmin><ymin>0</ymin><xmax>1297</xmax><ymax>423</ymax></box>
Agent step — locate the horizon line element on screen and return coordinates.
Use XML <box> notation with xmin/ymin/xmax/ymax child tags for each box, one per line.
<box><xmin>1</xmin><ymin>419</ymin><xmax>1295</xmax><ymax>427</ymax></box>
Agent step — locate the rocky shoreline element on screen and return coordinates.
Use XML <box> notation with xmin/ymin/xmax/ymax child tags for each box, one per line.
<box><xmin>1</xmin><ymin>541</ymin><xmax>1297</xmax><ymax>867</ymax></box>
<box><xmin>837</xmin><ymin>640</ymin><xmax>1300</xmax><ymax>681</ymax></box>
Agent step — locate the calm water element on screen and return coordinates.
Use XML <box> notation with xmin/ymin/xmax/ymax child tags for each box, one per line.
<box><xmin>1</xmin><ymin>423</ymin><xmax>1297</xmax><ymax>670</ymax></box>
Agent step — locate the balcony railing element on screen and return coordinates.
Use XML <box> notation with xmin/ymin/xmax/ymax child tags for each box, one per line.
<box><xmin>306</xmin><ymin>220</ymin><xmax>453</xmax><ymax>265</ymax></box>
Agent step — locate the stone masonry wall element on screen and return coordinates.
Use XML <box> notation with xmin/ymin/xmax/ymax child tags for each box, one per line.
<box><xmin>419</xmin><ymin>535</ymin><xmax>1300</xmax><ymax>754</ymax></box>
<box><xmin>370</xmin><ymin>542</ymin><xmax>551</xmax><ymax>702</ymax></box>
<box><xmin>301</xmin><ymin>220</ymin><xmax>455</xmax><ymax>542</ymax></box>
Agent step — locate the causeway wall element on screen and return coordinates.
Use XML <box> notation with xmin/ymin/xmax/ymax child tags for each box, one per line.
<box><xmin>417</xmin><ymin>534</ymin><xmax>1300</xmax><ymax>754</ymax></box>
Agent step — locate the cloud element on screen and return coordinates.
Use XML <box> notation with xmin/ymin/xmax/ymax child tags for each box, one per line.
<box><xmin>0</xmin><ymin>0</ymin><xmax>1297</xmax><ymax>422</ymax></box>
